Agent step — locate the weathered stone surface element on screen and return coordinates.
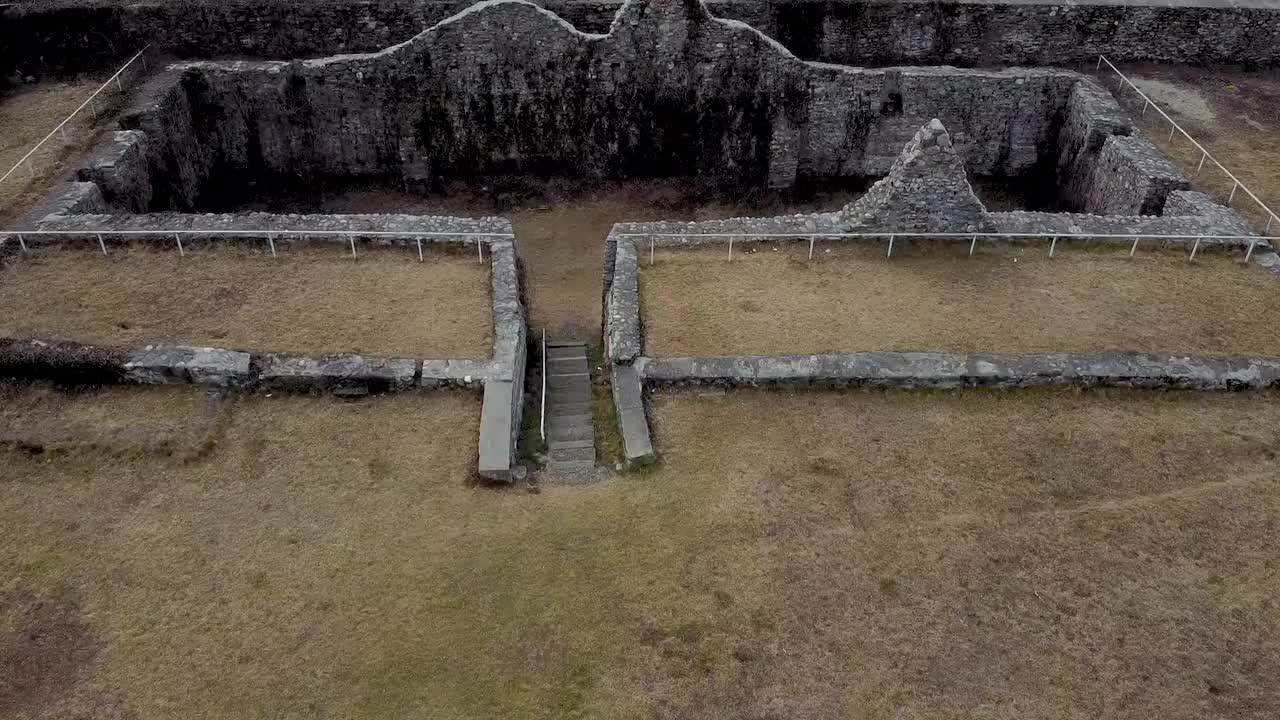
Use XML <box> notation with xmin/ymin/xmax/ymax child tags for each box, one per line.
<box><xmin>419</xmin><ymin>359</ymin><xmax>495</xmax><ymax>389</ymax></box>
<box><xmin>7</xmin><ymin>0</ymin><xmax>1280</xmax><ymax>91</ymax></box>
<box><xmin>637</xmin><ymin>352</ymin><xmax>1280</xmax><ymax>390</ymax></box>
<box><xmin>605</xmin><ymin>238</ymin><xmax>642</xmax><ymax>363</ymax></box>
<box><xmin>838</xmin><ymin>118</ymin><xmax>991</xmax><ymax>233</ymax></box>
<box><xmin>478</xmin><ymin>379</ymin><xmax>518</xmax><ymax>482</ymax></box>
<box><xmin>80</xmin><ymin>130</ymin><xmax>153</xmax><ymax>213</ymax></box>
<box><xmin>122</xmin><ymin>344</ymin><xmax>251</xmax><ymax>385</ymax></box>
<box><xmin>29</xmin><ymin>207</ymin><xmax>511</xmax><ymax>242</ymax></box>
<box><xmin>473</xmin><ymin>238</ymin><xmax>527</xmax><ymax>482</ymax></box>
<box><xmin>256</xmin><ymin>352</ymin><xmax>417</xmax><ymax>391</ymax></box>
<box><xmin>611</xmin><ymin>363</ymin><xmax>655</xmax><ymax>466</ymax></box>
<box><xmin>1078</xmin><ymin>134</ymin><xmax>1189</xmax><ymax>216</ymax></box>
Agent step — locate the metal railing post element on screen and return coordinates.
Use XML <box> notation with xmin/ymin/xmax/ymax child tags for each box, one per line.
<box><xmin>969</xmin><ymin>234</ymin><xmax>976</xmax><ymax>257</ymax></box>
<box><xmin>175</xmin><ymin>232</ymin><xmax>184</xmax><ymax>257</ymax></box>
<box><xmin>886</xmin><ymin>234</ymin><xmax>894</xmax><ymax>258</ymax></box>
<box><xmin>417</xmin><ymin>237</ymin><xmax>424</xmax><ymax>262</ymax></box>
<box><xmin>728</xmin><ymin>236</ymin><xmax>733</xmax><ymax>262</ymax></box>
<box><xmin>1049</xmin><ymin>236</ymin><xmax>1058</xmax><ymax>257</ymax></box>
<box><xmin>808</xmin><ymin>236</ymin><xmax>815</xmax><ymax>260</ymax></box>
<box><xmin>17</xmin><ymin>234</ymin><xmax>27</xmax><ymax>253</ymax></box>
<box><xmin>1129</xmin><ymin>236</ymin><xmax>1140</xmax><ymax>257</ymax></box>
<box><xmin>1189</xmin><ymin>237</ymin><xmax>1202</xmax><ymax>260</ymax></box>
<box><xmin>268</xmin><ymin>233</ymin><xmax>277</xmax><ymax>257</ymax></box>
<box><xmin>1244</xmin><ymin>239</ymin><xmax>1257</xmax><ymax>264</ymax></box>
<box><xmin>349</xmin><ymin>234</ymin><xmax>357</xmax><ymax>258</ymax></box>
<box><xmin>97</xmin><ymin>233</ymin><xmax>107</xmax><ymax>255</ymax></box>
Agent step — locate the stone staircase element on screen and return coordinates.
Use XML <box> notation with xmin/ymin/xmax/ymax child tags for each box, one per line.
<box><xmin>544</xmin><ymin>341</ymin><xmax>596</xmax><ymax>473</ymax></box>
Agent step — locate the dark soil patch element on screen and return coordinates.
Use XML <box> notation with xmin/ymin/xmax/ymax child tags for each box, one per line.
<box><xmin>0</xmin><ymin>590</ymin><xmax>102</xmax><ymax>717</ymax></box>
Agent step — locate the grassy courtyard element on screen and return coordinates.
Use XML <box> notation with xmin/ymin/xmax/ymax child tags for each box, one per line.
<box><xmin>0</xmin><ymin>244</ymin><xmax>493</xmax><ymax>358</ymax></box>
<box><xmin>2</xmin><ymin>384</ymin><xmax>1278</xmax><ymax>718</ymax></box>
<box><xmin>641</xmin><ymin>243</ymin><xmax>1280</xmax><ymax>357</ymax></box>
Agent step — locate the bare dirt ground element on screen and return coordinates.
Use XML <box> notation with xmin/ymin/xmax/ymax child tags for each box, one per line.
<box><xmin>0</xmin><ymin>75</ymin><xmax>138</xmax><ymax>225</ymax></box>
<box><xmin>1090</xmin><ymin>63</ymin><xmax>1280</xmax><ymax>234</ymax></box>
<box><xmin>0</xmin><ymin>243</ymin><xmax>492</xmax><ymax>357</ymax></box>
<box><xmin>3</xmin><ymin>384</ymin><xmax>1278</xmax><ymax>719</ymax></box>
<box><xmin>641</xmin><ymin>242</ymin><xmax>1280</xmax><ymax>357</ymax></box>
<box><xmin>238</xmin><ymin>176</ymin><xmax>865</xmax><ymax>342</ymax></box>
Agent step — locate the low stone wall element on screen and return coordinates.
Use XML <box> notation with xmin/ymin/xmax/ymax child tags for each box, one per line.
<box><xmin>638</xmin><ymin>352</ymin><xmax>1280</xmax><ymax>390</ymax></box>
<box><xmin>0</xmin><ymin>337</ymin><xmax>489</xmax><ymax>390</ymax></box>
<box><xmin>4</xmin><ymin>0</ymin><xmax>1279</xmax><ymax>89</ymax></box>
<box><xmin>478</xmin><ymin>239</ymin><xmax>528</xmax><ymax>482</ymax></box>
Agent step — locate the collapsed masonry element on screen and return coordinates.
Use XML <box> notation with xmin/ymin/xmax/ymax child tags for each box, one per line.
<box><xmin>838</xmin><ymin>118</ymin><xmax>992</xmax><ymax>233</ymax></box>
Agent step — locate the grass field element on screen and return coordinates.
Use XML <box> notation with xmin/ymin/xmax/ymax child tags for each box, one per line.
<box><xmin>0</xmin><ymin>244</ymin><xmax>492</xmax><ymax>358</ymax></box>
<box><xmin>2</xmin><ymin>384</ymin><xmax>1278</xmax><ymax>718</ymax></box>
<box><xmin>640</xmin><ymin>243</ymin><xmax>1280</xmax><ymax>357</ymax></box>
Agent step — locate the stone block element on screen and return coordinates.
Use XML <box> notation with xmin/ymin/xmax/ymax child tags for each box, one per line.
<box><xmin>478</xmin><ymin>378</ymin><xmax>518</xmax><ymax>482</ymax></box>
<box><xmin>611</xmin><ymin>363</ymin><xmax>655</xmax><ymax>466</ymax></box>
<box><xmin>125</xmin><ymin>344</ymin><xmax>252</xmax><ymax>386</ymax></box>
<box><xmin>257</xmin><ymin>352</ymin><xmax>417</xmax><ymax>392</ymax></box>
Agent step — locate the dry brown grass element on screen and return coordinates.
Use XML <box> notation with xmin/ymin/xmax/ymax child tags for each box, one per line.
<box><xmin>638</xmin><ymin>388</ymin><xmax>1280</xmax><ymax>719</ymax></box>
<box><xmin>2</xmin><ymin>384</ymin><xmax>1278</xmax><ymax>718</ymax></box>
<box><xmin>284</xmin><ymin>177</ymin><xmax>859</xmax><ymax>341</ymax></box>
<box><xmin>0</xmin><ymin>79</ymin><xmax>127</xmax><ymax>224</ymax></box>
<box><xmin>641</xmin><ymin>243</ymin><xmax>1280</xmax><ymax>357</ymax></box>
<box><xmin>0</xmin><ymin>244</ymin><xmax>492</xmax><ymax>358</ymax></box>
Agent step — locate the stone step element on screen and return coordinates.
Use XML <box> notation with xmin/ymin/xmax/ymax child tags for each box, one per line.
<box><xmin>542</xmin><ymin>341</ymin><xmax>596</xmax><ymax>473</ymax></box>
<box><xmin>548</xmin><ymin>445</ymin><xmax>594</xmax><ymax>463</ymax></box>
<box><xmin>548</xmin><ymin>459</ymin><xmax>596</xmax><ymax>473</ymax></box>
<box><xmin>548</xmin><ymin>372</ymin><xmax>589</xmax><ymax>389</ymax></box>
<box><xmin>549</xmin><ymin>438</ymin><xmax>594</xmax><ymax>451</ymax></box>
<box><xmin>546</xmin><ymin>345</ymin><xmax>588</xmax><ymax>361</ymax></box>
<box><xmin>547</xmin><ymin>356</ymin><xmax>589</xmax><ymax>374</ymax></box>
<box><xmin>548</xmin><ymin>412</ymin><xmax>592</xmax><ymax>427</ymax></box>
<box><xmin>548</xmin><ymin>422</ymin><xmax>593</xmax><ymax>442</ymax></box>
<box><xmin>549</xmin><ymin>385</ymin><xmax>590</xmax><ymax>405</ymax></box>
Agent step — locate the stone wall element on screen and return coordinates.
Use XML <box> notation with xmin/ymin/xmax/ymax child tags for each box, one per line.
<box><xmin>4</xmin><ymin>0</ymin><xmax>1279</xmax><ymax>90</ymax></box>
<box><xmin>73</xmin><ymin>0</ymin><xmax>1095</xmax><ymax>210</ymax></box>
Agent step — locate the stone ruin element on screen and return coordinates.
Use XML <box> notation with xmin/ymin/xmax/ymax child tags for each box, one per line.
<box><xmin>4</xmin><ymin>0</ymin><xmax>1278</xmax><ymax>476</ymax></box>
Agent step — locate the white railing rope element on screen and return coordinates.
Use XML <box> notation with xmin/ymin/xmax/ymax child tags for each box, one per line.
<box><xmin>0</xmin><ymin>228</ymin><xmax>516</xmax><ymax>261</ymax></box>
<box><xmin>0</xmin><ymin>46</ymin><xmax>152</xmax><ymax>189</ymax></box>
<box><xmin>1097</xmin><ymin>55</ymin><xmax>1280</xmax><ymax>233</ymax></box>
<box><xmin>614</xmin><ymin>231</ymin><xmax>1277</xmax><ymax>242</ymax></box>
<box><xmin>540</xmin><ymin>329</ymin><xmax>547</xmax><ymax>442</ymax></box>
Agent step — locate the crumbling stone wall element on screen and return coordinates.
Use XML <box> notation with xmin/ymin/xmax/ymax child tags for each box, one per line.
<box><xmin>86</xmin><ymin>0</ymin><xmax>1091</xmax><ymax>211</ymax></box>
<box><xmin>5</xmin><ymin>0</ymin><xmax>1280</xmax><ymax>90</ymax></box>
<box><xmin>838</xmin><ymin>119</ymin><xmax>992</xmax><ymax>233</ymax></box>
